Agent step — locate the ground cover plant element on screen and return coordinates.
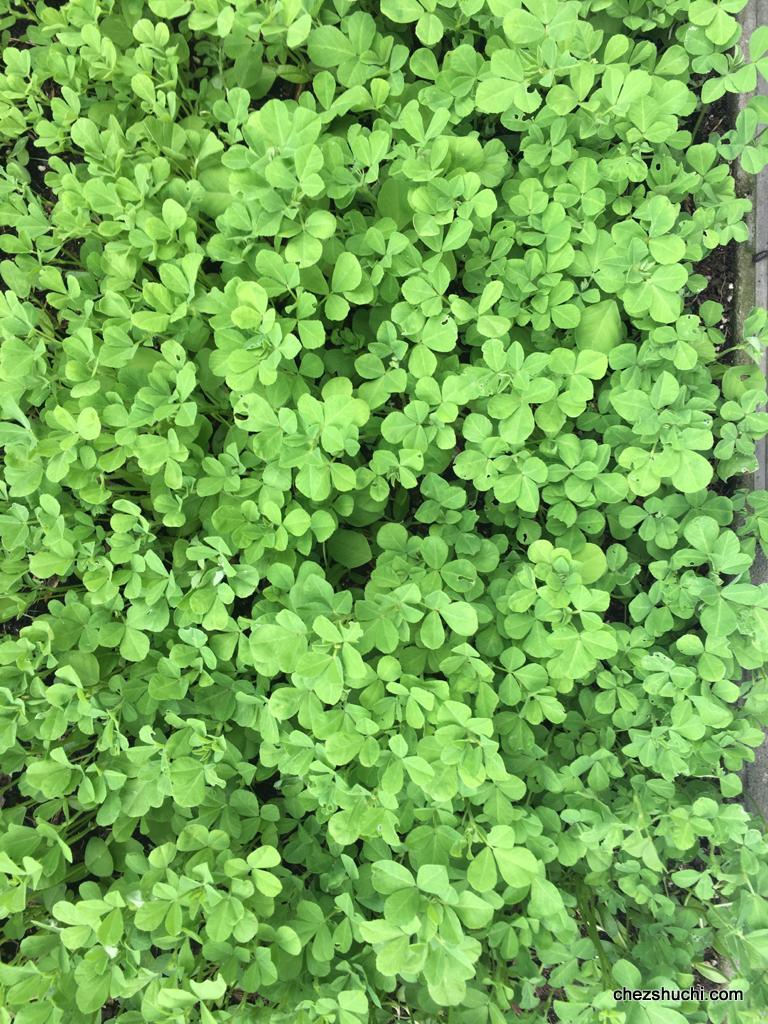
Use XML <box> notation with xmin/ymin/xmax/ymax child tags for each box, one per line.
<box><xmin>5</xmin><ymin>0</ymin><xmax>768</xmax><ymax>1021</ymax></box>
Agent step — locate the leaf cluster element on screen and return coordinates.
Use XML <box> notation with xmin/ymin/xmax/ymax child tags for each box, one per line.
<box><xmin>2</xmin><ymin>1</ymin><xmax>768</xmax><ymax>1023</ymax></box>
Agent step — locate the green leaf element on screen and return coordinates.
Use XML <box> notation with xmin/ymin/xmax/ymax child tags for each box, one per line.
<box><xmin>169</xmin><ymin>757</ymin><xmax>206</xmax><ymax>807</ymax></box>
<box><xmin>29</xmin><ymin>549</ymin><xmax>69</xmax><ymax>579</ymax></box>
<box><xmin>327</xmin><ymin>529</ymin><xmax>372</xmax><ymax>568</ymax></box>
<box><xmin>120</xmin><ymin>626</ymin><xmax>150</xmax><ymax>662</ymax></box>
<box><xmin>683</xmin><ymin>516</ymin><xmax>718</xmax><ymax>552</ymax></box>
<box><xmin>84</xmin><ymin>838</ymin><xmax>114</xmax><ymax>878</ymax></box>
<box><xmin>503</xmin><ymin>9</ymin><xmax>545</xmax><ymax>44</ymax></box>
<box><xmin>190</xmin><ymin>975</ymin><xmax>227</xmax><ymax>1001</ymax></box>
<box><xmin>420</xmin><ymin>610</ymin><xmax>445</xmax><ymax>649</ymax></box>
<box><xmin>372</xmin><ymin>860</ymin><xmax>416</xmax><ymax>894</ymax></box>
<box><xmin>610</xmin><ymin>389</ymin><xmax>650</xmax><ymax>423</ymax></box>
<box><xmin>416</xmin><ymin>13</ymin><xmax>443</xmax><ymax>46</ymax></box>
<box><xmin>440</xmin><ymin>602</ymin><xmax>478</xmax><ymax>636</ymax></box>
<box><xmin>626</xmin><ymin>1006</ymin><xmax>689</xmax><ymax>1024</ymax></box>
<box><xmin>574</xmin><ymin>300</ymin><xmax>623</xmax><ymax>354</ymax></box>
<box><xmin>248</xmin><ymin>846</ymin><xmax>281</xmax><ymax>869</ymax></box>
<box><xmin>332</xmin><ymin>252</ymin><xmax>363</xmax><ymax>294</ymax></box>
<box><xmin>528</xmin><ymin>877</ymin><xmax>566</xmax><ymax>919</ymax></box>
<box><xmin>491</xmin><ymin>846</ymin><xmax>540</xmax><ymax>889</ymax></box>
<box><xmin>308</xmin><ymin>26</ymin><xmax>356</xmax><ymax>67</ymax></box>
<box><xmin>275</xmin><ymin>925</ymin><xmax>302</xmax><ymax>955</ymax></box>
<box><xmin>467</xmin><ymin>847</ymin><xmax>498</xmax><ymax>893</ymax></box>
<box><xmin>416</xmin><ymin>863</ymin><xmax>450</xmax><ymax>897</ymax></box>
<box><xmin>671</xmin><ymin>452</ymin><xmax>713</xmax><ymax>493</ymax></box>
<box><xmin>382</xmin><ymin>0</ymin><xmax>423</xmax><ymax>22</ymax></box>
<box><xmin>476</xmin><ymin>79</ymin><xmax>521</xmax><ymax>114</ymax></box>
<box><xmin>148</xmin><ymin>0</ymin><xmax>192</xmax><ymax>14</ymax></box>
<box><xmin>76</xmin><ymin>407</ymin><xmax>101</xmax><ymax>440</ymax></box>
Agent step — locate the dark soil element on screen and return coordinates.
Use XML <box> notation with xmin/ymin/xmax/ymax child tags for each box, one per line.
<box><xmin>696</xmin><ymin>239</ymin><xmax>737</xmax><ymax>345</ymax></box>
<box><xmin>262</xmin><ymin>76</ymin><xmax>305</xmax><ymax>103</ymax></box>
<box><xmin>691</xmin><ymin>91</ymin><xmax>737</xmax><ymax>347</ymax></box>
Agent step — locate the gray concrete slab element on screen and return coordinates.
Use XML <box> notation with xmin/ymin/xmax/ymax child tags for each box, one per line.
<box><xmin>738</xmin><ymin>0</ymin><xmax>768</xmax><ymax>816</ymax></box>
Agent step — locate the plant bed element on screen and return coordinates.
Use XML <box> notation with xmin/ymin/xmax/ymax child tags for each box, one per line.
<box><xmin>3</xmin><ymin>2</ymin><xmax>768</xmax><ymax>1024</ymax></box>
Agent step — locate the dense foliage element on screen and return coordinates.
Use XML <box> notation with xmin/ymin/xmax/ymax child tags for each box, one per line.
<box><xmin>4</xmin><ymin>0</ymin><xmax>768</xmax><ymax>1021</ymax></box>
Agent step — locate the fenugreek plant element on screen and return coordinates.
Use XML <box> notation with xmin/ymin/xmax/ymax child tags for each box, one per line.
<box><xmin>2</xmin><ymin>1</ymin><xmax>768</xmax><ymax>1022</ymax></box>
